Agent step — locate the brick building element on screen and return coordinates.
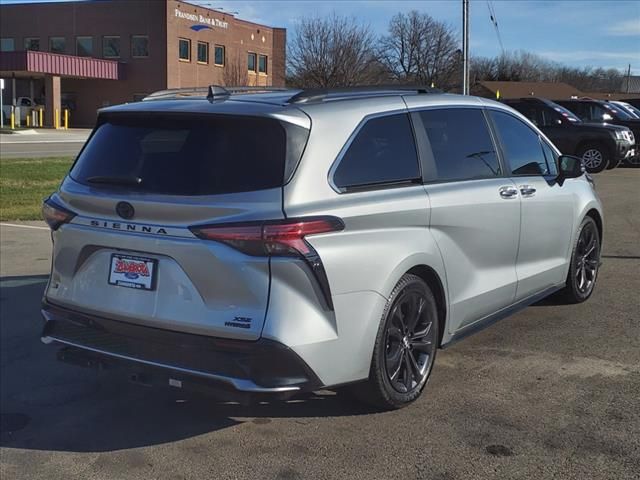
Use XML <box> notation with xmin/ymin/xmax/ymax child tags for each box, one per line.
<box><xmin>0</xmin><ymin>0</ymin><xmax>286</xmax><ymax>126</ymax></box>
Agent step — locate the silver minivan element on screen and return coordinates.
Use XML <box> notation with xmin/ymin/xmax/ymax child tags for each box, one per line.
<box><xmin>41</xmin><ymin>87</ymin><xmax>603</xmax><ymax>409</ymax></box>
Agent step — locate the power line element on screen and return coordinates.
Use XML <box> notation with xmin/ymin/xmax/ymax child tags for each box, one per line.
<box><xmin>487</xmin><ymin>1</ymin><xmax>505</xmax><ymax>56</ymax></box>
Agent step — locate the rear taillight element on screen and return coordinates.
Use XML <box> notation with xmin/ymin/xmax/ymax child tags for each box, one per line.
<box><xmin>190</xmin><ymin>217</ymin><xmax>344</xmax><ymax>258</ymax></box>
<box><xmin>190</xmin><ymin>217</ymin><xmax>344</xmax><ymax>310</ymax></box>
<box><xmin>42</xmin><ymin>197</ymin><xmax>76</xmax><ymax>231</ymax></box>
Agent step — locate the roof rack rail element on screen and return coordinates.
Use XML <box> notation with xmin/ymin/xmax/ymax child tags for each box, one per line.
<box><xmin>286</xmin><ymin>85</ymin><xmax>441</xmax><ymax>104</ymax></box>
<box><xmin>142</xmin><ymin>87</ymin><xmax>211</xmax><ymax>101</ymax></box>
<box><xmin>143</xmin><ymin>85</ymin><xmax>290</xmax><ymax>102</ymax></box>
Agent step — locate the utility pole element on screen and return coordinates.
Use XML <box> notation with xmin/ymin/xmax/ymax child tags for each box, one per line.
<box><xmin>627</xmin><ymin>64</ymin><xmax>631</xmax><ymax>93</ymax></box>
<box><xmin>462</xmin><ymin>0</ymin><xmax>470</xmax><ymax>95</ymax></box>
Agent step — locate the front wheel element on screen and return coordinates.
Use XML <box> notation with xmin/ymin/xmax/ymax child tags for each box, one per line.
<box><xmin>350</xmin><ymin>274</ymin><xmax>439</xmax><ymax>410</ymax></box>
<box><xmin>577</xmin><ymin>144</ymin><xmax>609</xmax><ymax>173</ymax></box>
<box><xmin>558</xmin><ymin>217</ymin><xmax>601</xmax><ymax>303</ymax></box>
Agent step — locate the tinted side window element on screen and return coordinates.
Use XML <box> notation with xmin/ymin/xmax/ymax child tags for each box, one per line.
<box><xmin>558</xmin><ymin>102</ymin><xmax>586</xmax><ymax>121</ymax></box>
<box><xmin>417</xmin><ymin>108</ymin><xmax>500</xmax><ymax>182</ymax></box>
<box><xmin>540</xmin><ymin>107</ymin><xmax>563</xmax><ymax>127</ymax></box>
<box><xmin>490</xmin><ymin>111</ymin><xmax>549</xmax><ymax>176</ymax></box>
<box><xmin>333</xmin><ymin>114</ymin><xmax>420</xmax><ymax>190</ymax></box>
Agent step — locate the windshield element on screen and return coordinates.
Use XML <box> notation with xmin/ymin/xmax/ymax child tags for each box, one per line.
<box><xmin>548</xmin><ymin>101</ymin><xmax>581</xmax><ymax>122</ymax></box>
<box><xmin>617</xmin><ymin>102</ymin><xmax>640</xmax><ymax>119</ymax></box>
<box><xmin>71</xmin><ymin>114</ymin><xmax>307</xmax><ymax>196</ymax></box>
<box><xmin>602</xmin><ymin>102</ymin><xmax>634</xmax><ymax>120</ymax></box>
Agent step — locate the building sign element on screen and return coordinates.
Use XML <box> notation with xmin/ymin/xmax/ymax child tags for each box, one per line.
<box><xmin>174</xmin><ymin>9</ymin><xmax>229</xmax><ymax>30</ymax></box>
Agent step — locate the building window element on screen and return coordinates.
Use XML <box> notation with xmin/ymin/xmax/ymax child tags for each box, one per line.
<box><xmin>197</xmin><ymin>41</ymin><xmax>208</xmax><ymax>64</ymax></box>
<box><xmin>258</xmin><ymin>54</ymin><xmax>268</xmax><ymax>74</ymax></box>
<box><xmin>0</xmin><ymin>38</ymin><xmax>15</xmax><ymax>52</ymax></box>
<box><xmin>247</xmin><ymin>52</ymin><xmax>256</xmax><ymax>72</ymax></box>
<box><xmin>214</xmin><ymin>45</ymin><xmax>225</xmax><ymax>66</ymax></box>
<box><xmin>50</xmin><ymin>37</ymin><xmax>66</xmax><ymax>54</ymax></box>
<box><xmin>131</xmin><ymin>35</ymin><xmax>149</xmax><ymax>58</ymax></box>
<box><xmin>76</xmin><ymin>36</ymin><xmax>93</xmax><ymax>57</ymax></box>
<box><xmin>179</xmin><ymin>38</ymin><xmax>191</xmax><ymax>61</ymax></box>
<box><xmin>24</xmin><ymin>38</ymin><xmax>40</xmax><ymax>51</ymax></box>
<box><xmin>102</xmin><ymin>36</ymin><xmax>120</xmax><ymax>58</ymax></box>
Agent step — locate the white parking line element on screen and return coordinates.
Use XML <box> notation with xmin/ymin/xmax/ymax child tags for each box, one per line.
<box><xmin>0</xmin><ymin>223</ymin><xmax>49</xmax><ymax>231</ymax></box>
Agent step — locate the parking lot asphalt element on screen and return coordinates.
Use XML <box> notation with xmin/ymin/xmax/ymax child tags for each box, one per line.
<box><xmin>0</xmin><ymin>169</ymin><xmax>639</xmax><ymax>480</ymax></box>
<box><xmin>0</xmin><ymin>129</ymin><xmax>90</xmax><ymax>158</ymax></box>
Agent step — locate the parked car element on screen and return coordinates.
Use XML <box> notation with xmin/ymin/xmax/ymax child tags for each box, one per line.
<box><xmin>40</xmin><ymin>86</ymin><xmax>603</xmax><ymax>409</ymax></box>
<box><xmin>609</xmin><ymin>100</ymin><xmax>640</xmax><ymax>119</ymax></box>
<box><xmin>1</xmin><ymin>96</ymin><xmax>42</xmax><ymax>125</ymax></box>
<box><xmin>504</xmin><ymin>97</ymin><xmax>635</xmax><ymax>172</ymax></box>
<box><xmin>555</xmin><ymin>98</ymin><xmax>640</xmax><ymax>166</ymax></box>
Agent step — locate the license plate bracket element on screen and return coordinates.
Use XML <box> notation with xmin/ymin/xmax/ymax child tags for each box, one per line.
<box><xmin>108</xmin><ymin>254</ymin><xmax>157</xmax><ymax>291</ymax></box>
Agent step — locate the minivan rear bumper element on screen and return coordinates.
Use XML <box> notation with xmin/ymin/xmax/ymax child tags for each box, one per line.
<box><xmin>41</xmin><ymin>301</ymin><xmax>322</xmax><ymax>395</ymax></box>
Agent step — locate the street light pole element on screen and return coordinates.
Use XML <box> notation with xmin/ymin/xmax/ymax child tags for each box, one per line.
<box><xmin>462</xmin><ymin>0</ymin><xmax>470</xmax><ymax>95</ymax></box>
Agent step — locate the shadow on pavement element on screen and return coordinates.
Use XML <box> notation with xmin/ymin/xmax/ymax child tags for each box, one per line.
<box><xmin>0</xmin><ymin>275</ymin><xmax>373</xmax><ymax>453</ymax></box>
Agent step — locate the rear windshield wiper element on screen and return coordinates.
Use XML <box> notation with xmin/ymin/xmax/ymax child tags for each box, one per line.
<box><xmin>86</xmin><ymin>175</ymin><xmax>142</xmax><ymax>187</ymax></box>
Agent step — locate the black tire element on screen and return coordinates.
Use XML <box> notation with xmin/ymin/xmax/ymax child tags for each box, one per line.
<box><xmin>577</xmin><ymin>143</ymin><xmax>609</xmax><ymax>173</ymax></box>
<box><xmin>349</xmin><ymin>274</ymin><xmax>439</xmax><ymax>410</ymax></box>
<box><xmin>557</xmin><ymin>216</ymin><xmax>601</xmax><ymax>304</ymax></box>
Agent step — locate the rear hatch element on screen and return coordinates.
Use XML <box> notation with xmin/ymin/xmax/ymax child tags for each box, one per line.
<box><xmin>46</xmin><ymin>106</ymin><xmax>309</xmax><ymax>340</ymax></box>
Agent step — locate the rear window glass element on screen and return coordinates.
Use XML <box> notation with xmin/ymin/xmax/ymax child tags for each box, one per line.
<box><xmin>71</xmin><ymin>115</ymin><xmax>292</xmax><ymax>195</ymax></box>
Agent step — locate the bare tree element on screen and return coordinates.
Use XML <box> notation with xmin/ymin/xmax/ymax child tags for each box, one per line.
<box><xmin>470</xmin><ymin>50</ymin><xmax>624</xmax><ymax>92</ymax></box>
<box><xmin>288</xmin><ymin>14</ymin><xmax>378</xmax><ymax>87</ymax></box>
<box><xmin>223</xmin><ymin>50</ymin><xmax>248</xmax><ymax>87</ymax></box>
<box><xmin>378</xmin><ymin>11</ymin><xmax>460</xmax><ymax>88</ymax></box>
<box><xmin>470</xmin><ymin>56</ymin><xmax>497</xmax><ymax>84</ymax></box>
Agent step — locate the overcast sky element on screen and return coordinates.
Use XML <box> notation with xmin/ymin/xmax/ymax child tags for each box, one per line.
<box><xmin>3</xmin><ymin>0</ymin><xmax>640</xmax><ymax>73</ymax></box>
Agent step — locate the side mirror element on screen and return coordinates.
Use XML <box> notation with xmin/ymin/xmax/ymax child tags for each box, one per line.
<box><xmin>557</xmin><ymin>155</ymin><xmax>585</xmax><ymax>184</ymax></box>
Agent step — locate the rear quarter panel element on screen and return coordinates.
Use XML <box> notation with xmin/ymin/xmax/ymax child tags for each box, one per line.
<box><xmin>273</xmin><ymin>99</ymin><xmax>450</xmax><ymax>386</ymax></box>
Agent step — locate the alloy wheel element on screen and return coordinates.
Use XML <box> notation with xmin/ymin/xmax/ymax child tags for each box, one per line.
<box><xmin>384</xmin><ymin>288</ymin><xmax>436</xmax><ymax>394</ymax></box>
<box><xmin>582</xmin><ymin>149</ymin><xmax>603</xmax><ymax>169</ymax></box>
<box><xmin>574</xmin><ymin>222</ymin><xmax>599</xmax><ymax>295</ymax></box>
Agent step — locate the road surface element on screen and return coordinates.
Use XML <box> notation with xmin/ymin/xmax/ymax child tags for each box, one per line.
<box><xmin>0</xmin><ymin>130</ymin><xmax>90</xmax><ymax>158</ymax></box>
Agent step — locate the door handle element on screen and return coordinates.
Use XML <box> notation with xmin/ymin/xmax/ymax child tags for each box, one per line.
<box><xmin>519</xmin><ymin>185</ymin><xmax>537</xmax><ymax>197</ymax></box>
<box><xmin>499</xmin><ymin>186</ymin><xmax>518</xmax><ymax>199</ymax></box>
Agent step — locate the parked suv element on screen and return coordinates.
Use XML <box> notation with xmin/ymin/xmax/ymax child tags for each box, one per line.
<box><xmin>41</xmin><ymin>87</ymin><xmax>603</xmax><ymax>409</ymax></box>
<box><xmin>504</xmin><ymin>98</ymin><xmax>635</xmax><ymax>172</ymax></box>
<box><xmin>555</xmin><ymin>98</ymin><xmax>640</xmax><ymax>166</ymax></box>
